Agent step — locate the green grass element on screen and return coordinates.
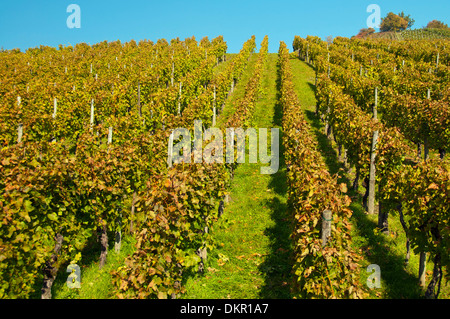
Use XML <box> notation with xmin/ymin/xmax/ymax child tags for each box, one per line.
<box><xmin>182</xmin><ymin>53</ymin><xmax>293</xmax><ymax>299</ymax></box>
<box><xmin>213</xmin><ymin>53</ymin><xmax>236</xmax><ymax>76</ymax></box>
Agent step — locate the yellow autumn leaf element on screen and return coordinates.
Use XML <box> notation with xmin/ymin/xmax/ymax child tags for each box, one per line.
<box><xmin>427</xmin><ymin>183</ymin><xmax>439</xmax><ymax>190</ymax></box>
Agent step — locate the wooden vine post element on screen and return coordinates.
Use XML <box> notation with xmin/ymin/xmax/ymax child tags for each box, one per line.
<box><xmin>373</xmin><ymin>87</ymin><xmax>378</xmax><ymax>120</ymax></box>
<box><xmin>424</xmin><ymin>89</ymin><xmax>431</xmax><ymax>161</ymax></box>
<box><xmin>50</xmin><ymin>98</ymin><xmax>58</xmax><ymax>143</ymax></box>
<box><xmin>436</xmin><ymin>52</ymin><xmax>440</xmax><ymax>70</ymax></box>
<box><xmin>369</xmin><ymin>130</ymin><xmax>378</xmax><ymax>215</ymax></box>
<box><xmin>327</xmin><ymin>51</ymin><xmax>331</xmax><ymax>78</ymax></box>
<box><xmin>129</xmin><ymin>191</ymin><xmax>137</xmax><ymax>234</ymax></box>
<box><xmin>212</xmin><ymin>85</ymin><xmax>216</xmax><ymax>126</ymax></box>
<box><xmin>90</xmin><ymin>99</ymin><xmax>95</xmax><ymax>130</ymax></box>
<box><xmin>138</xmin><ymin>81</ymin><xmax>142</xmax><ymax>117</ymax></box>
<box><xmin>325</xmin><ymin>92</ymin><xmax>331</xmax><ymax>138</ymax></box>
<box><xmin>177</xmin><ymin>82</ymin><xmax>182</xmax><ymax>116</ymax></box>
<box><xmin>321</xmin><ymin>210</ymin><xmax>332</xmax><ymax>247</ymax></box>
<box><xmin>52</xmin><ymin>97</ymin><xmax>57</xmax><ymax>119</ymax></box>
<box><xmin>171</xmin><ymin>61</ymin><xmax>175</xmax><ymax>87</ymax></box>
<box><xmin>315</xmin><ymin>69</ymin><xmax>319</xmax><ymax>116</ymax></box>
<box><xmin>17</xmin><ymin>123</ymin><xmax>23</xmax><ymax>144</ymax></box>
<box><xmin>419</xmin><ymin>251</ymin><xmax>427</xmax><ymax>289</ymax></box>
<box><xmin>167</xmin><ymin>131</ymin><xmax>174</xmax><ymax>168</ymax></box>
<box><xmin>369</xmin><ymin>87</ymin><xmax>378</xmax><ymax>215</ymax></box>
<box><xmin>17</xmin><ymin>96</ymin><xmax>23</xmax><ymax>143</ymax></box>
<box><xmin>306</xmin><ymin>43</ymin><xmax>309</xmax><ymax>63</ymax></box>
<box><xmin>418</xmin><ymin>91</ymin><xmax>430</xmax><ymax>287</ymax></box>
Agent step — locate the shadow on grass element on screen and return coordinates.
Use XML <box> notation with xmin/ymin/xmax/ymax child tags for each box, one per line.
<box><xmin>307</xmin><ymin>82</ymin><xmax>317</xmax><ymax>96</ymax></box>
<box><xmin>257</xmin><ymin>133</ymin><xmax>294</xmax><ymax>298</ymax></box>
<box><xmin>258</xmin><ymin>196</ymin><xmax>292</xmax><ymax>299</ymax></box>
<box><xmin>257</xmin><ymin>65</ymin><xmax>294</xmax><ymax>298</ymax></box>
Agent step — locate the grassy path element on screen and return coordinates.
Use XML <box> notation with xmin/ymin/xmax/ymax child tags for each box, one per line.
<box><xmin>182</xmin><ymin>53</ymin><xmax>292</xmax><ymax>299</ymax></box>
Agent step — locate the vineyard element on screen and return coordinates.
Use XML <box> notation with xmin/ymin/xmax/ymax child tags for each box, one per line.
<box><xmin>366</xmin><ymin>28</ymin><xmax>450</xmax><ymax>40</ymax></box>
<box><xmin>0</xmin><ymin>33</ymin><xmax>449</xmax><ymax>299</ymax></box>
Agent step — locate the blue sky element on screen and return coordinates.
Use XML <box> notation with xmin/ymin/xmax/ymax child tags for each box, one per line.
<box><xmin>1</xmin><ymin>0</ymin><xmax>449</xmax><ymax>53</ymax></box>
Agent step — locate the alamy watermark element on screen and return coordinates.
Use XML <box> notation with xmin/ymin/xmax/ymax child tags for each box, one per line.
<box><xmin>67</xmin><ymin>4</ymin><xmax>81</xmax><ymax>29</ymax></box>
<box><xmin>366</xmin><ymin>264</ymin><xmax>381</xmax><ymax>289</ymax></box>
<box><xmin>167</xmin><ymin>120</ymin><xmax>279</xmax><ymax>175</ymax></box>
<box><xmin>66</xmin><ymin>264</ymin><xmax>81</xmax><ymax>288</ymax></box>
<box><xmin>366</xmin><ymin>4</ymin><xmax>381</xmax><ymax>29</ymax></box>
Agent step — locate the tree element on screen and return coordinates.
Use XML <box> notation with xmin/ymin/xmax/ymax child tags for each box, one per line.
<box><xmin>326</xmin><ymin>35</ymin><xmax>334</xmax><ymax>45</ymax></box>
<box><xmin>398</xmin><ymin>12</ymin><xmax>415</xmax><ymax>29</ymax></box>
<box><xmin>426</xmin><ymin>20</ymin><xmax>449</xmax><ymax>29</ymax></box>
<box><xmin>353</xmin><ymin>28</ymin><xmax>376</xmax><ymax>39</ymax></box>
<box><xmin>380</xmin><ymin>12</ymin><xmax>408</xmax><ymax>32</ymax></box>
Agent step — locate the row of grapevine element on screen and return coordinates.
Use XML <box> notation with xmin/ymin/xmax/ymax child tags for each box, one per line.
<box><xmin>354</xmin><ymin>36</ymin><xmax>450</xmax><ymax>66</ymax></box>
<box><xmin>225</xmin><ymin>36</ymin><xmax>269</xmax><ymax>128</ymax></box>
<box><xmin>278</xmin><ymin>41</ymin><xmax>366</xmax><ymax>298</ymax></box>
<box><xmin>296</xmin><ymin>35</ymin><xmax>450</xmax><ymax>298</ymax></box>
<box><xmin>365</xmin><ymin>29</ymin><xmax>450</xmax><ymax>42</ymax></box>
<box><xmin>0</xmin><ymin>35</ymin><xmax>253</xmax><ymax>298</ymax></box>
<box><xmin>345</xmin><ymin>38</ymin><xmax>450</xmax><ymax>158</ymax></box>
<box><xmin>0</xmin><ymin>36</ymin><xmax>227</xmax><ymax>145</ymax></box>
<box><xmin>109</xmin><ymin>36</ymin><xmax>264</xmax><ymax>299</ymax></box>
<box><xmin>303</xmin><ymin>36</ymin><xmax>450</xmax><ymax>158</ymax></box>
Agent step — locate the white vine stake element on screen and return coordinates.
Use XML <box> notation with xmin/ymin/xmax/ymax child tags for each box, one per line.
<box><xmin>167</xmin><ymin>131</ymin><xmax>174</xmax><ymax>168</ymax></box>
<box><xmin>53</xmin><ymin>98</ymin><xmax>57</xmax><ymax>119</ymax></box>
<box><xmin>90</xmin><ymin>99</ymin><xmax>95</xmax><ymax>128</ymax></box>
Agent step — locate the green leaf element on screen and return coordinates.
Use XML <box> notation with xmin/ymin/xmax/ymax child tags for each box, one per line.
<box><xmin>24</xmin><ymin>200</ymin><xmax>34</xmax><ymax>213</ymax></box>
